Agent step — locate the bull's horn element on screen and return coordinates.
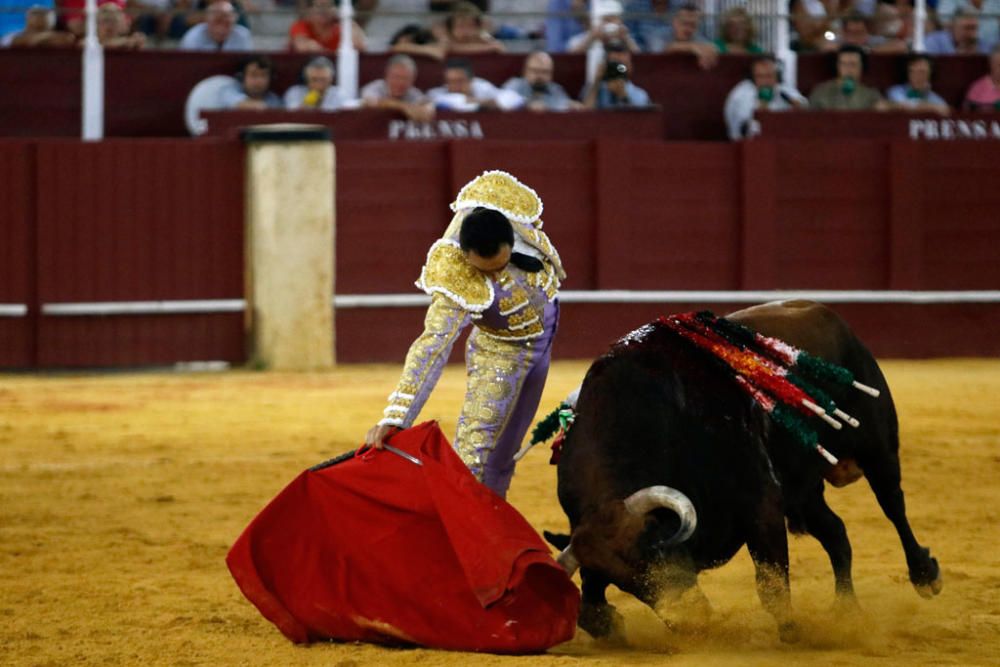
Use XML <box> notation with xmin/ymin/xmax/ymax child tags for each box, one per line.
<box><xmin>624</xmin><ymin>485</ymin><xmax>697</xmax><ymax>545</ymax></box>
<box><xmin>556</xmin><ymin>546</ymin><xmax>580</xmax><ymax>576</ymax></box>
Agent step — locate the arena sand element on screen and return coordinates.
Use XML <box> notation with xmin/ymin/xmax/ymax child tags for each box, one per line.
<box><xmin>2</xmin><ymin>359</ymin><xmax>999</xmax><ymax>666</ymax></box>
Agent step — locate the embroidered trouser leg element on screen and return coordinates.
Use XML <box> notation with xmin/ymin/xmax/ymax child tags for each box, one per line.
<box><xmin>454</xmin><ymin>301</ymin><xmax>558</xmax><ymax>498</ymax></box>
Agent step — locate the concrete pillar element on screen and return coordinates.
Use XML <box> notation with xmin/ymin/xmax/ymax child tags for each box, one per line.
<box><xmin>243</xmin><ymin>124</ymin><xmax>334</xmax><ymax>370</ymax></box>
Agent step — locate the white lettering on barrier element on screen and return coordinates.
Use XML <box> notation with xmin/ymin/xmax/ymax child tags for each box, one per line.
<box><xmin>910</xmin><ymin>119</ymin><xmax>1000</xmax><ymax>141</ymax></box>
<box><xmin>387</xmin><ymin>120</ymin><xmax>485</xmax><ymax>141</ymax></box>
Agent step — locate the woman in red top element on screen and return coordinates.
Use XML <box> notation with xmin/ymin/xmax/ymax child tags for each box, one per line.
<box><xmin>288</xmin><ymin>0</ymin><xmax>366</xmax><ymax>52</ymax></box>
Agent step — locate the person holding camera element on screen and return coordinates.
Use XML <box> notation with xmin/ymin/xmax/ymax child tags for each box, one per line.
<box><xmin>566</xmin><ymin>0</ymin><xmax>639</xmax><ymax>55</ymax></box>
<box><xmin>724</xmin><ymin>55</ymin><xmax>806</xmax><ymax>140</ymax></box>
<box><xmin>583</xmin><ymin>60</ymin><xmax>651</xmax><ymax>109</ymax></box>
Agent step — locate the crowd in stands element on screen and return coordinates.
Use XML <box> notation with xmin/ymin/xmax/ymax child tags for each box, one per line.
<box><xmin>3</xmin><ymin>0</ymin><xmax>999</xmax><ymax>131</ymax></box>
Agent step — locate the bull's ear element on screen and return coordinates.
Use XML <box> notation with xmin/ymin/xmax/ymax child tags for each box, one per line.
<box><xmin>543</xmin><ymin>530</ymin><xmax>571</xmax><ymax>551</ymax></box>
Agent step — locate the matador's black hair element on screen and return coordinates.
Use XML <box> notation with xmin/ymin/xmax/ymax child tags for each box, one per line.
<box><xmin>459</xmin><ymin>207</ymin><xmax>514</xmax><ymax>258</ymax></box>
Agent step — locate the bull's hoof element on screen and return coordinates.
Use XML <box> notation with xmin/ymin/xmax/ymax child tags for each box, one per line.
<box><xmin>579</xmin><ymin>603</ymin><xmax>626</xmax><ymax>645</ymax></box>
<box><xmin>909</xmin><ymin>552</ymin><xmax>942</xmax><ymax>598</ymax></box>
<box><xmin>778</xmin><ymin>621</ymin><xmax>801</xmax><ymax>644</ymax></box>
<box><xmin>914</xmin><ymin>572</ymin><xmax>943</xmax><ymax>599</ymax></box>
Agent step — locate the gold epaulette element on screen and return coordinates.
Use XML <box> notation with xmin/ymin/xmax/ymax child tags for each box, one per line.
<box><xmin>415</xmin><ymin>239</ymin><xmax>494</xmax><ymax>313</ymax></box>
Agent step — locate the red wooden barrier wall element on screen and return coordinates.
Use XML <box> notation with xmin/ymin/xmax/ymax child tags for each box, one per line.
<box><xmin>0</xmin><ymin>142</ymin><xmax>34</xmax><ymax>367</ymax></box>
<box><xmin>2</xmin><ymin>137</ymin><xmax>999</xmax><ymax>368</ymax></box>
<box><xmin>8</xmin><ymin>139</ymin><xmax>247</xmax><ymax>367</ymax></box>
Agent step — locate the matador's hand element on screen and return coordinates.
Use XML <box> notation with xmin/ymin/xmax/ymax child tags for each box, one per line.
<box><xmin>364</xmin><ymin>423</ymin><xmax>397</xmax><ymax>449</ymax></box>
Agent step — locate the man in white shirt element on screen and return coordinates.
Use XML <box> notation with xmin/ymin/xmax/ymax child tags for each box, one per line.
<box><xmin>426</xmin><ymin>58</ymin><xmax>503</xmax><ymax>111</ymax></box>
<box><xmin>724</xmin><ymin>55</ymin><xmax>806</xmax><ymax>141</ymax></box>
<box><xmin>178</xmin><ymin>0</ymin><xmax>253</xmax><ymax>51</ymax></box>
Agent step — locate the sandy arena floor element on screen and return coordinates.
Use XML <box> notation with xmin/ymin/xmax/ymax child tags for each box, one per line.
<box><xmin>2</xmin><ymin>359</ymin><xmax>999</xmax><ymax>666</ymax></box>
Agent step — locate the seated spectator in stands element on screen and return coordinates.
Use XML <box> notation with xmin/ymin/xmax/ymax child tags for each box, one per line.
<box><xmin>839</xmin><ymin>11</ymin><xmax>907</xmax><ymax>52</ymax></box>
<box><xmin>937</xmin><ymin>0</ymin><xmax>1000</xmax><ymax>53</ymax></box>
<box><xmin>438</xmin><ymin>1</ymin><xmax>505</xmax><ymax>53</ymax></box>
<box><xmin>567</xmin><ymin>0</ymin><xmax>639</xmax><ymax>54</ymax></box>
<box><xmin>167</xmin><ymin>0</ymin><xmax>252</xmax><ymax>43</ymax></box>
<box><xmin>790</xmin><ymin>0</ymin><xmax>838</xmax><ymax>52</ymax></box>
<box><xmin>886</xmin><ymin>53</ymin><xmax>950</xmax><ymax>114</ymax></box>
<box><xmin>389</xmin><ymin>22</ymin><xmax>446</xmax><ymax>60</ymax></box>
<box><xmin>128</xmin><ymin>0</ymin><xmax>174</xmax><ymax>42</ymax></box>
<box><xmin>624</xmin><ymin>0</ymin><xmax>671</xmax><ymax>52</ymax></box>
<box><xmin>220</xmin><ymin>54</ymin><xmax>283</xmax><ymax>109</ymax></box>
<box><xmin>925</xmin><ymin>9</ymin><xmax>992</xmax><ymax>54</ymax></box>
<box><xmin>809</xmin><ymin>44</ymin><xmax>888</xmax><ymax>109</ymax></box>
<box><xmin>360</xmin><ymin>53</ymin><xmax>434</xmax><ymax>121</ymax></box>
<box><xmin>714</xmin><ymin>7</ymin><xmax>763</xmax><ymax>54</ymax></box>
<box><xmin>488</xmin><ymin>0</ymin><xmax>547</xmax><ymax>42</ymax></box>
<box><xmin>179</xmin><ymin>0</ymin><xmax>253</xmax><ymax>50</ymax></box>
<box><xmin>4</xmin><ymin>4</ymin><xmax>76</xmax><ymax>46</ymax></box>
<box><xmin>502</xmin><ymin>50</ymin><xmax>582</xmax><ymax>111</ymax></box>
<box><xmin>96</xmin><ymin>3</ymin><xmax>145</xmax><ymax>48</ymax></box>
<box><xmin>963</xmin><ymin>43</ymin><xmax>1000</xmax><ymax>110</ymax></box>
<box><xmin>724</xmin><ymin>55</ymin><xmax>807</xmax><ymax>140</ymax></box>
<box><xmin>289</xmin><ymin>0</ymin><xmax>366</xmax><ymax>52</ymax></box>
<box><xmin>285</xmin><ymin>56</ymin><xmax>347</xmax><ymax>110</ymax></box>
<box><xmin>545</xmin><ymin>0</ymin><xmax>587</xmax><ymax>53</ymax></box>
<box><xmin>664</xmin><ymin>4</ymin><xmax>718</xmax><ymax>69</ymax></box>
<box><xmin>58</xmin><ymin>0</ymin><xmax>126</xmax><ymax>38</ymax></box>
<box><xmin>583</xmin><ymin>60</ymin><xmax>651</xmax><ymax>108</ymax></box>
<box><xmin>426</xmin><ymin>57</ymin><xmax>503</xmax><ymax>110</ymax></box>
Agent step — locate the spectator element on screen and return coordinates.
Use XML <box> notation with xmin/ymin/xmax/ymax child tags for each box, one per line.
<box><xmin>289</xmin><ymin>0</ymin><xmax>366</xmax><ymax>52</ymax></box>
<box><xmin>566</xmin><ymin>0</ymin><xmax>639</xmax><ymax>54</ymax></box>
<box><xmin>178</xmin><ymin>0</ymin><xmax>253</xmax><ymax>50</ymax></box>
<box><xmin>129</xmin><ymin>0</ymin><xmax>172</xmax><ymax>41</ymax></box>
<box><xmin>388</xmin><ymin>22</ymin><xmax>446</xmax><ymax>60</ymax></box>
<box><xmin>714</xmin><ymin>6</ymin><xmax>763</xmax><ymax>54</ymax></box>
<box><xmin>963</xmin><ymin>43</ymin><xmax>1000</xmax><ymax>110</ymax></box>
<box><xmin>809</xmin><ymin>44</ymin><xmax>887</xmax><ymax>109</ymax></box>
<box><xmin>489</xmin><ymin>0</ymin><xmax>547</xmax><ymax>42</ymax></box>
<box><xmin>790</xmin><ymin>0</ymin><xmax>839</xmax><ymax>52</ymax></box>
<box><xmin>664</xmin><ymin>4</ymin><xmax>718</xmax><ymax>69</ymax></box>
<box><xmin>4</xmin><ymin>5</ymin><xmax>76</xmax><ymax>46</ymax></box>
<box><xmin>886</xmin><ymin>53</ymin><xmax>950</xmax><ymax>114</ymax></box>
<box><xmin>583</xmin><ymin>60</ymin><xmax>651</xmax><ymax>108</ymax></box>
<box><xmin>439</xmin><ymin>0</ymin><xmax>505</xmax><ymax>53</ymax></box>
<box><xmin>925</xmin><ymin>9</ymin><xmax>992</xmax><ymax>54</ymax></box>
<box><xmin>937</xmin><ymin>0</ymin><xmax>1000</xmax><ymax>51</ymax></box>
<box><xmin>220</xmin><ymin>54</ymin><xmax>283</xmax><ymax>109</ymax></box>
<box><xmin>839</xmin><ymin>11</ymin><xmax>907</xmax><ymax>52</ymax></box>
<box><xmin>284</xmin><ymin>55</ymin><xmax>348</xmax><ymax>110</ymax></box>
<box><xmin>360</xmin><ymin>53</ymin><xmax>434</xmax><ymax>121</ymax></box>
<box><xmin>167</xmin><ymin>0</ymin><xmax>252</xmax><ymax>42</ymax></box>
<box><xmin>94</xmin><ymin>3</ymin><xmax>145</xmax><ymax>48</ymax></box>
<box><xmin>426</xmin><ymin>57</ymin><xmax>503</xmax><ymax>110</ymax></box>
<box><xmin>724</xmin><ymin>55</ymin><xmax>807</xmax><ymax>140</ymax></box>
<box><xmin>624</xmin><ymin>0</ymin><xmax>671</xmax><ymax>52</ymax></box>
<box><xmin>502</xmin><ymin>50</ymin><xmax>581</xmax><ymax>111</ymax></box>
<box><xmin>545</xmin><ymin>0</ymin><xmax>587</xmax><ymax>53</ymax></box>
<box><xmin>58</xmin><ymin>0</ymin><xmax>126</xmax><ymax>38</ymax></box>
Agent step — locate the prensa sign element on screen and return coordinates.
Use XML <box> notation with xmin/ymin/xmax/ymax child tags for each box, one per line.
<box><xmin>909</xmin><ymin>118</ymin><xmax>1000</xmax><ymax>140</ymax></box>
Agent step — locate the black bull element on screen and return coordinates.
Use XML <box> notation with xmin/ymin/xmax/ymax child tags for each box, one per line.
<box><xmin>548</xmin><ymin>300</ymin><xmax>942</xmax><ymax>642</ymax></box>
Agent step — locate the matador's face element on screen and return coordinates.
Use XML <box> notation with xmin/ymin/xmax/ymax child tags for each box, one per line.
<box><xmin>466</xmin><ymin>244</ymin><xmax>512</xmax><ymax>277</ymax></box>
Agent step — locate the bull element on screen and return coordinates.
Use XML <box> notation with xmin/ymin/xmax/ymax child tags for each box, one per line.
<box><xmin>547</xmin><ymin>300</ymin><xmax>941</xmax><ymax>642</ymax></box>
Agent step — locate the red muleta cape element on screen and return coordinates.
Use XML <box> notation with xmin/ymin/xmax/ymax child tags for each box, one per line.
<box><xmin>226</xmin><ymin>421</ymin><xmax>580</xmax><ymax>653</ymax></box>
